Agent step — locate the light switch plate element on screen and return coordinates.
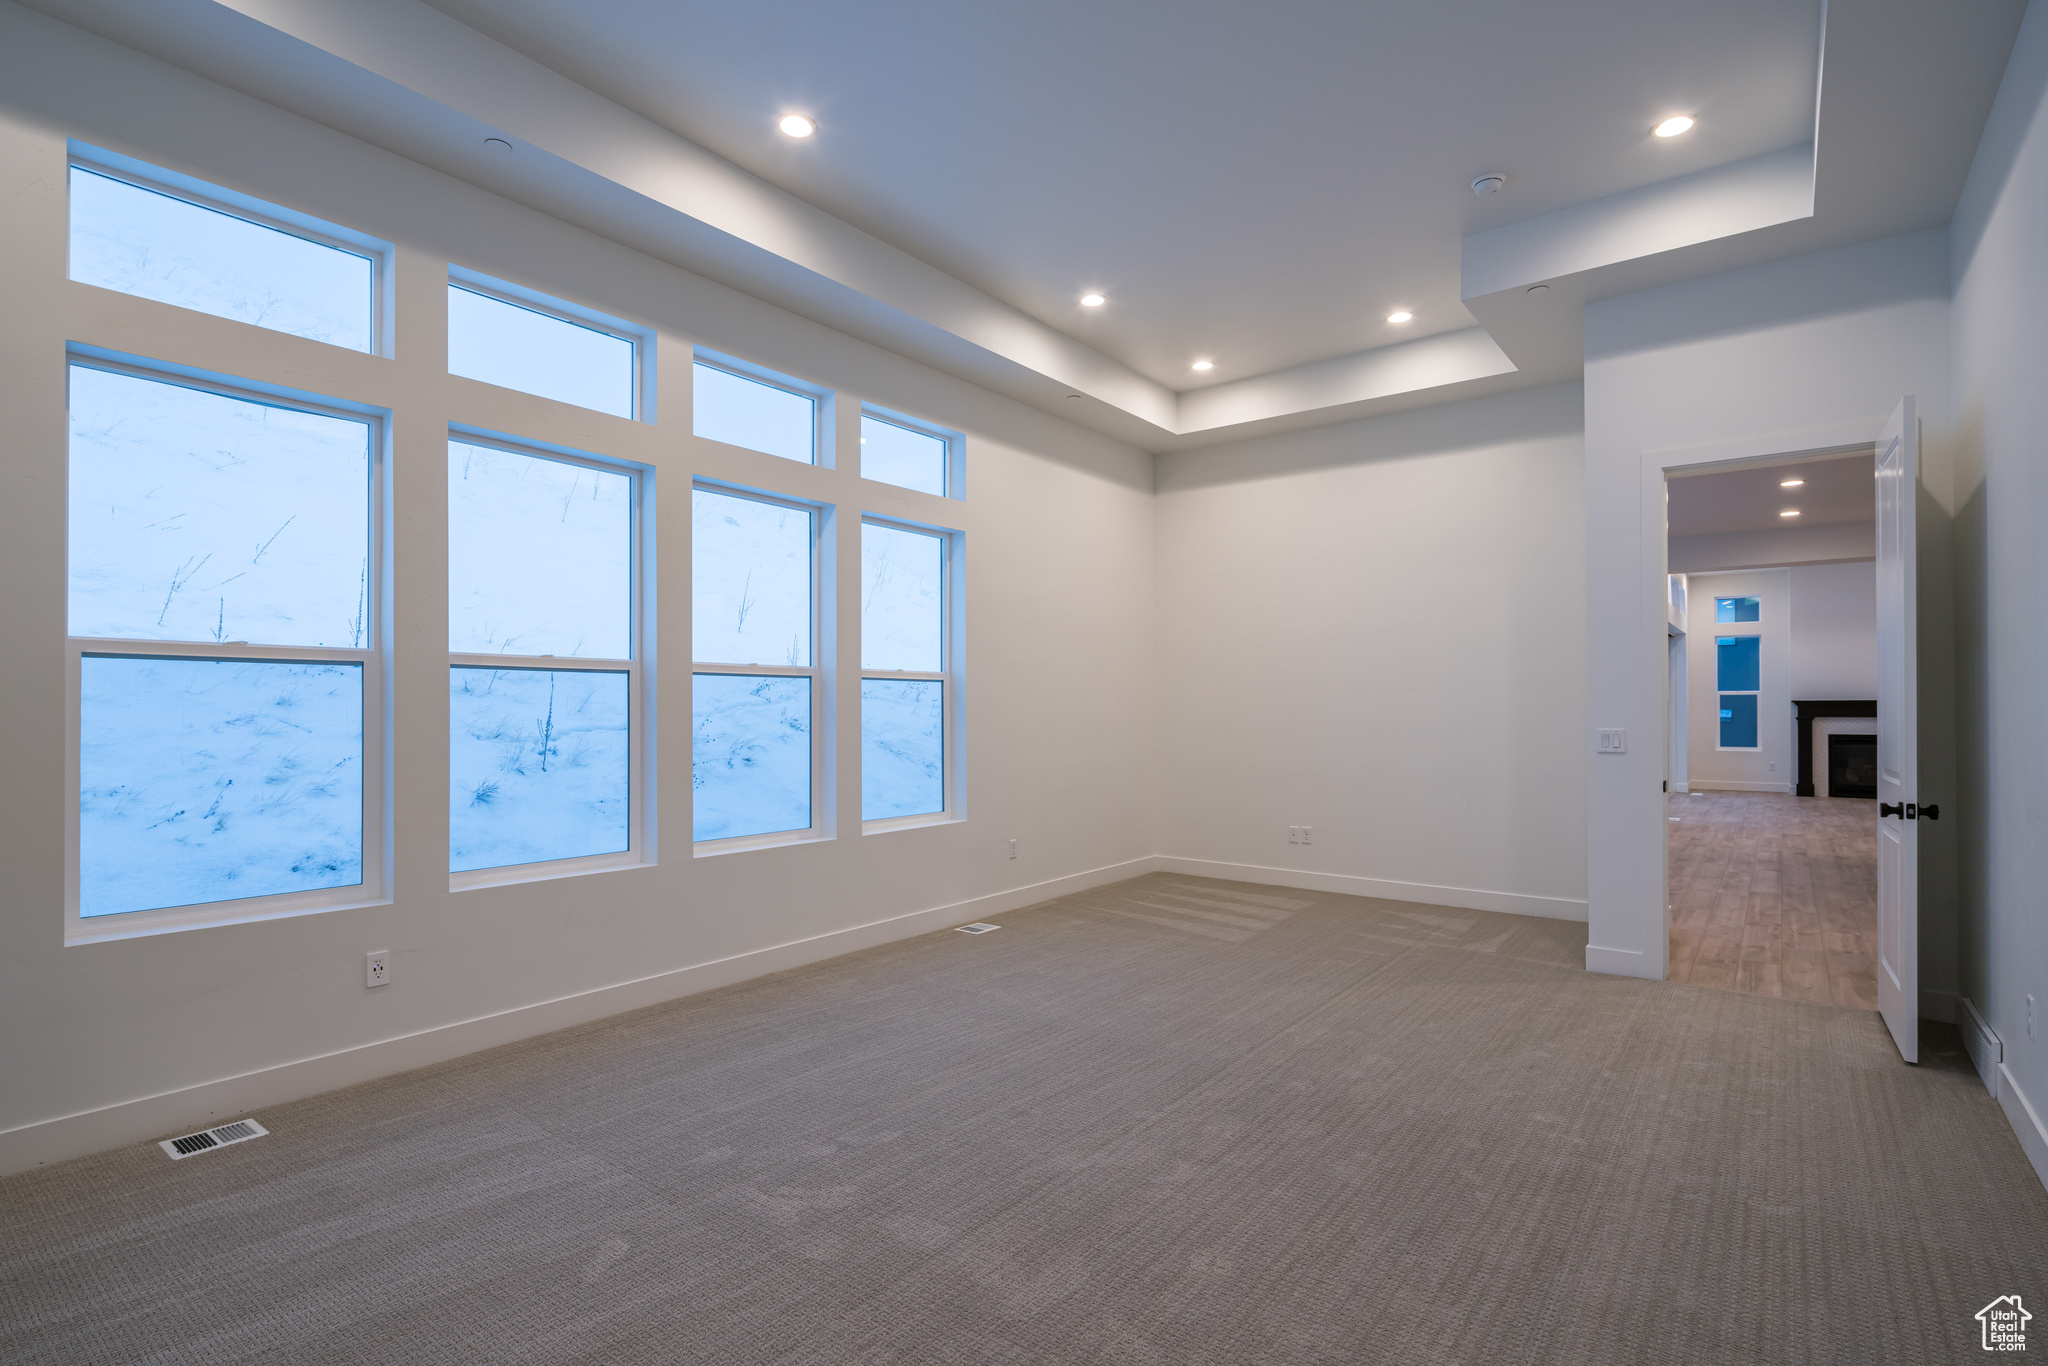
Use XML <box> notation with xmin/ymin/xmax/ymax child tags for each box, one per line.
<box><xmin>1596</xmin><ymin>728</ymin><xmax>1627</xmax><ymax>754</ymax></box>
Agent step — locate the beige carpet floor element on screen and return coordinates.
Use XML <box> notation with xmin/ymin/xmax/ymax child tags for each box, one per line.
<box><xmin>3</xmin><ymin>873</ymin><xmax>2042</xmax><ymax>1365</ymax></box>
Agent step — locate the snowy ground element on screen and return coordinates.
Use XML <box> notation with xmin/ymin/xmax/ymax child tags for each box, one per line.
<box><xmin>692</xmin><ymin>674</ymin><xmax>811</xmax><ymax>841</ymax></box>
<box><xmin>861</xmin><ymin>679</ymin><xmax>943</xmax><ymax>820</ymax></box>
<box><xmin>692</xmin><ymin>488</ymin><xmax>811</xmax><ymax>667</ymax></box>
<box><xmin>69</xmin><ymin>164</ymin><xmax>372</xmax><ymax>352</ymax></box>
<box><xmin>79</xmin><ymin>657</ymin><xmax>363</xmax><ymax>917</ymax></box>
<box><xmin>449</xmin><ymin>440</ymin><xmax>632</xmax><ymax>659</ymax></box>
<box><xmin>450</xmin><ymin>667</ymin><xmax>630</xmax><ymax>872</ymax></box>
<box><xmin>69</xmin><ymin>364</ymin><xmax>371</xmax><ymax>648</ymax></box>
<box><xmin>862</xmin><ymin>522</ymin><xmax>943</xmax><ymax>671</ymax></box>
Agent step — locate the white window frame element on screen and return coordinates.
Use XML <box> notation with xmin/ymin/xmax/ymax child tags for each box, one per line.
<box><xmin>691</xmin><ymin>349</ymin><xmax>833</xmax><ymax>467</ymax></box>
<box><xmin>67</xmin><ymin>143</ymin><xmax>394</xmax><ymax>357</ymax></box>
<box><xmin>858</xmin><ymin>404</ymin><xmax>964</xmax><ymax>499</ymax></box>
<box><xmin>1713</xmin><ymin>630</ymin><xmax>1763</xmax><ymax>753</ymax></box>
<box><xmin>447</xmin><ymin>429</ymin><xmax>652</xmax><ymax>891</ymax></box>
<box><xmin>860</xmin><ymin>515</ymin><xmax>963</xmax><ymax>834</ymax></box>
<box><xmin>446</xmin><ymin>266</ymin><xmax>656</xmax><ymax>422</ymax></box>
<box><xmin>63</xmin><ymin>353</ymin><xmax>391</xmax><ymax>944</ymax></box>
<box><xmin>691</xmin><ymin>482</ymin><xmax>831</xmax><ymax>855</ymax></box>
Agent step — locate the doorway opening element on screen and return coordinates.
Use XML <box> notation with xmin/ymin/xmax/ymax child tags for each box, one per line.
<box><xmin>1663</xmin><ymin>451</ymin><xmax>1880</xmax><ymax>1007</ymax></box>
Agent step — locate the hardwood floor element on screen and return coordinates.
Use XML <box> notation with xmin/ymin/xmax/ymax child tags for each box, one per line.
<box><xmin>1667</xmin><ymin>790</ymin><xmax>1878</xmax><ymax>1009</ymax></box>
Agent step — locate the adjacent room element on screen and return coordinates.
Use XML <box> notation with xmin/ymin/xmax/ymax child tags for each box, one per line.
<box><xmin>3</xmin><ymin>1</ymin><xmax>2047</xmax><ymax>1362</ymax></box>
<box><xmin>1664</xmin><ymin>455</ymin><xmax>1883</xmax><ymax>1007</ymax></box>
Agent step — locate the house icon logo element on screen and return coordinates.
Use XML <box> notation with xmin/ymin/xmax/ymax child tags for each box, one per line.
<box><xmin>1977</xmin><ymin>1295</ymin><xmax>2030</xmax><ymax>1351</ymax></box>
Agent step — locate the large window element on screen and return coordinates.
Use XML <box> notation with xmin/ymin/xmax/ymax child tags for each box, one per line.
<box><xmin>447</xmin><ymin>437</ymin><xmax>641</xmax><ymax>880</ymax></box>
<box><xmin>861</xmin><ymin>519</ymin><xmax>954</xmax><ymax>824</ymax></box>
<box><xmin>1716</xmin><ymin>633</ymin><xmax>1761</xmax><ymax>750</ymax></box>
<box><xmin>69</xmin><ymin>157</ymin><xmax>378</xmax><ymax>353</ymax></box>
<box><xmin>691</xmin><ymin>486</ymin><xmax>821</xmax><ymax>844</ymax></box>
<box><xmin>68</xmin><ymin>359</ymin><xmax>381</xmax><ymax>930</ymax></box>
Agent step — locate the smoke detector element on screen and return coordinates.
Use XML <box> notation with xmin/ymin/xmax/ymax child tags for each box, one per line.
<box><xmin>1472</xmin><ymin>174</ymin><xmax>1506</xmax><ymax>196</ymax></box>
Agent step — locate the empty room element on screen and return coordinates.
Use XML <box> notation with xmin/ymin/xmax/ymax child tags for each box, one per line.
<box><xmin>3</xmin><ymin>2</ymin><xmax>2046</xmax><ymax>1363</ymax></box>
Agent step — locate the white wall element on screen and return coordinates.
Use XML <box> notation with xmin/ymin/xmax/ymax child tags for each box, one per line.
<box><xmin>1949</xmin><ymin>0</ymin><xmax>2048</xmax><ymax>1184</ymax></box>
<box><xmin>1683</xmin><ymin>570</ymin><xmax>1791</xmax><ymax>792</ymax></box>
<box><xmin>0</xmin><ymin>13</ymin><xmax>1158</xmax><ymax>1169</ymax></box>
<box><xmin>1152</xmin><ymin>383</ymin><xmax>1589</xmax><ymax>920</ymax></box>
<box><xmin>1788</xmin><ymin>561</ymin><xmax>1878</xmax><ymax>700</ymax></box>
<box><xmin>1582</xmin><ymin>228</ymin><xmax>1954</xmax><ymax>984</ymax></box>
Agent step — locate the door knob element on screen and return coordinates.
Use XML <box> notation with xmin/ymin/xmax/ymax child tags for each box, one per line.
<box><xmin>1921</xmin><ymin>804</ymin><xmax>1940</xmax><ymax>820</ymax></box>
<box><xmin>1880</xmin><ymin>802</ymin><xmax>1904</xmax><ymax>818</ymax></box>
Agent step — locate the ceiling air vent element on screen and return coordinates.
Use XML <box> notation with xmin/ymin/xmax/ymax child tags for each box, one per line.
<box><xmin>159</xmin><ymin>1118</ymin><xmax>269</xmax><ymax>1160</ymax></box>
<box><xmin>955</xmin><ymin>922</ymin><xmax>1001</xmax><ymax>935</ymax></box>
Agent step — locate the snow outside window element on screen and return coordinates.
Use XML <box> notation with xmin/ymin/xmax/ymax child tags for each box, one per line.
<box><xmin>68</xmin><ymin>360</ymin><xmax>379</xmax><ymax>924</ymax></box>
<box><xmin>860</xmin><ymin>413</ymin><xmax>948</xmax><ymax>496</ymax></box>
<box><xmin>861</xmin><ymin>519</ymin><xmax>952</xmax><ymax>824</ymax></box>
<box><xmin>447</xmin><ymin>439</ymin><xmax>640</xmax><ymax>878</ymax></box>
<box><xmin>69</xmin><ymin>162</ymin><xmax>377</xmax><ymax>353</ymax></box>
<box><xmin>693</xmin><ymin>362</ymin><xmax>816</xmax><ymax>464</ymax></box>
<box><xmin>692</xmin><ymin>486</ymin><xmax>820</xmax><ymax>844</ymax></box>
<box><xmin>447</xmin><ymin>283</ymin><xmax>638</xmax><ymax>418</ymax></box>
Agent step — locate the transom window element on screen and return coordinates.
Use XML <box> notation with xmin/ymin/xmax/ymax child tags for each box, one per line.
<box><xmin>447</xmin><ymin>276</ymin><xmax>640</xmax><ymax>418</ymax></box>
<box><xmin>69</xmin><ymin>156</ymin><xmax>379</xmax><ymax>353</ymax></box>
<box><xmin>693</xmin><ymin>360</ymin><xmax>818</xmax><ymax>463</ymax></box>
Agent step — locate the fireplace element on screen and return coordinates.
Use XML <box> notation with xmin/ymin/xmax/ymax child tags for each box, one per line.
<box><xmin>1827</xmin><ymin>732</ymin><xmax>1878</xmax><ymax>798</ymax></box>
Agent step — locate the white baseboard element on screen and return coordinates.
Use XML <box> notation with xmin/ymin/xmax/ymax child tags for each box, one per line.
<box><xmin>1152</xmin><ymin>857</ymin><xmax>1588</xmax><ymax>922</ymax></box>
<box><xmin>0</xmin><ymin>856</ymin><xmax>1159</xmax><ymax>1177</ymax></box>
<box><xmin>1920</xmin><ymin>990</ymin><xmax>1957</xmax><ymax>1025</ymax></box>
<box><xmin>1997</xmin><ymin>1064</ymin><xmax>2048</xmax><ymax>1194</ymax></box>
<box><xmin>1585</xmin><ymin>944</ymin><xmax>1656</xmax><ymax>979</ymax></box>
<box><xmin>1960</xmin><ymin>997</ymin><xmax>2003</xmax><ymax>1097</ymax></box>
<box><xmin>1688</xmin><ymin>780</ymin><xmax>1797</xmax><ymax>794</ymax></box>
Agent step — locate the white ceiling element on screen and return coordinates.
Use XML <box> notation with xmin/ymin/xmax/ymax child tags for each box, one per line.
<box><xmin>421</xmin><ymin>0</ymin><xmax>1823</xmax><ymax>388</ymax></box>
<box><xmin>1667</xmin><ymin>453</ymin><xmax>1874</xmax><ymax>538</ymax></box>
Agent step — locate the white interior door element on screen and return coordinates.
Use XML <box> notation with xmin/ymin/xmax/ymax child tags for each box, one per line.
<box><xmin>1874</xmin><ymin>397</ymin><xmax>1918</xmax><ymax>1063</ymax></box>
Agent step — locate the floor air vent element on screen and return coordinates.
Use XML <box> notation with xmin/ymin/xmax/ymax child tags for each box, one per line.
<box><xmin>159</xmin><ymin>1118</ymin><xmax>268</xmax><ymax>1160</ymax></box>
<box><xmin>956</xmin><ymin>922</ymin><xmax>1001</xmax><ymax>934</ymax></box>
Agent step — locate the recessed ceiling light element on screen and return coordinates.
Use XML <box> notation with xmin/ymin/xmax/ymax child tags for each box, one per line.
<box><xmin>778</xmin><ymin>114</ymin><xmax>816</xmax><ymax>138</ymax></box>
<box><xmin>1779</xmin><ymin>478</ymin><xmax>1804</xmax><ymax>487</ymax></box>
<box><xmin>1080</xmin><ymin>293</ymin><xmax>1105</xmax><ymax>307</ymax></box>
<box><xmin>1653</xmin><ymin>116</ymin><xmax>1695</xmax><ymax>138</ymax></box>
<box><xmin>1780</xmin><ymin>509</ymin><xmax>1801</xmax><ymax>518</ymax></box>
<box><xmin>1191</xmin><ymin>360</ymin><xmax>1214</xmax><ymax>372</ymax></box>
<box><xmin>1386</xmin><ymin>310</ymin><xmax>1413</xmax><ymax>324</ymax></box>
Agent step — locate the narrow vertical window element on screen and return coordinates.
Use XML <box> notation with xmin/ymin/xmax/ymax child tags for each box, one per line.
<box><xmin>1716</xmin><ymin>633</ymin><xmax>1761</xmax><ymax>749</ymax></box>
<box><xmin>69</xmin><ymin>160</ymin><xmax>377</xmax><ymax>352</ymax></box>
<box><xmin>447</xmin><ymin>439</ymin><xmax>639</xmax><ymax>878</ymax></box>
<box><xmin>692</xmin><ymin>487</ymin><xmax>820</xmax><ymax>844</ymax></box>
<box><xmin>861</xmin><ymin>519</ymin><xmax>952</xmax><ymax>823</ymax></box>
<box><xmin>68</xmin><ymin>361</ymin><xmax>379</xmax><ymax>926</ymax></box>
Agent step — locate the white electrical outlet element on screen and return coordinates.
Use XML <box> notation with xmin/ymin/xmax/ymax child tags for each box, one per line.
<box><xmin>1287</xmin><ymin>826</ymin><xmax>1300</xmax><ymax>844</ymax></box>
<box><xmin>1006</xmin><ymin>838</ymin><xmax>1018</xmax><ymax>860</ymax></box>
<box><xmin>2029</xmin><ymin>993</ymin><xmax>2037</xmax><ymax>1041</ymax></box>
<box><xmin>1301</xmin><ymin>826</ymin><xmax>1312</xmax><ymax>846</ymax></box>
<box><xmin>1768</xmin><ymin>762</ymin><xmax>1776</xmax><ymax>772</ymax></box>
<box><xmin>366</xmin><ymin>950</ymin><xmax>390</xmax><ymax>988</ymax></box>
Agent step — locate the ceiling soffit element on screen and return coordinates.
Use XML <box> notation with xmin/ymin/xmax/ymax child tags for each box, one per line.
<box><xmin>15</xmin><ymin>0</ymin><xmax>2028</xmax><ymax>451</ymax></box>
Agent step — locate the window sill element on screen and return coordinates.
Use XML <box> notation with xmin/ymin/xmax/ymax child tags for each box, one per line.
<box><xmin>862</xmin><ymin>812</ymin><xmax>957</xmax><ymax>836</ymax></box>
<box><xmin>450</xmin><ymin>852</ymin><xmax>651</xmax><ymax>893</ymax></box>
<box><xmin>66</xmin><ymin>889</ymin><xmax>393</xmax><ymax>946</ymax></box>
<box><xmin>693</xmin><ymin>829</ymin><xmax>834</xmax><ymax>858</ymax></box>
